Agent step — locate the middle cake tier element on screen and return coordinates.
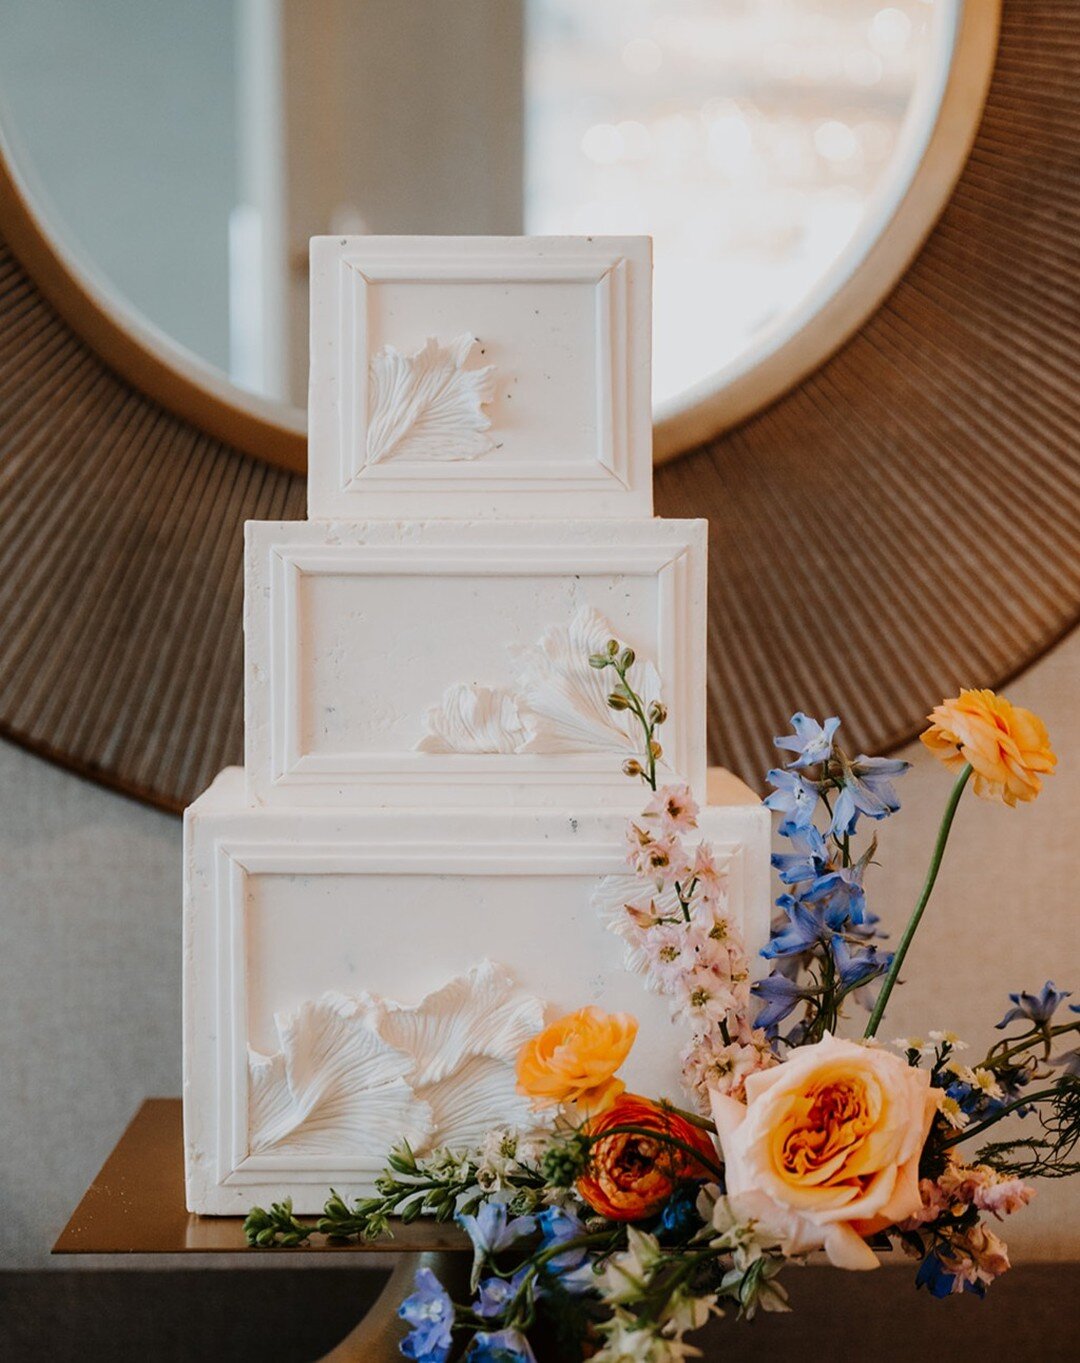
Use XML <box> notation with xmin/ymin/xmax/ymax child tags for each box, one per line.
<box><xmin>245</xmin><ymin>518</ymin><xmax>707</xmax><ymax>808</ymax></box>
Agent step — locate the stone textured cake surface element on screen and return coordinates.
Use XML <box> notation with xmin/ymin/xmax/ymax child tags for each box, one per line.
<box><xmin>183</xmin><ymin>236</ymin><xmax>769</xmax><ymax>1214</ymax></box>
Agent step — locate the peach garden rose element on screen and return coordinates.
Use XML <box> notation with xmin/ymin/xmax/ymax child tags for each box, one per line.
<box><xmin>710</xmin><ymin>1034</ymin><xmax>940</xmax><ymax>1270</ymax></box>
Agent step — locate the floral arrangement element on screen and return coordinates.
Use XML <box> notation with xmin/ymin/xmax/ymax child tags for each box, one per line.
<box><xmin>245</xmin><ymin>644</ymin><xmax>1077</xmax><ymax>1363</ymax></box>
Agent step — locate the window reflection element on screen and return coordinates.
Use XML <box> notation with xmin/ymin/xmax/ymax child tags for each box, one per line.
<box><xmin>525</xmin><ymin>1</ymin><xmax>932</xmax><ymax>404</ymax></box>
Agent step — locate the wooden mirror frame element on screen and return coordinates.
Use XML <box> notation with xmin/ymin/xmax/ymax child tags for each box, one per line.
<box><xmin>0</xmin><ymin>1</ymin><xmax>997</xmax><ymax>474</ymax></box>
<box><xmin>2</xmin><ymin>0</ymin><xmax>1078</xmax><ymax>812</ymax></box>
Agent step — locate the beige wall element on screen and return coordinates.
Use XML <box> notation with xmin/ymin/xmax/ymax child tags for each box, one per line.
<box><xmin>1</xmin><ymin>630</ymin><xmax>1077</xmax><ymax>1270</ymax></box>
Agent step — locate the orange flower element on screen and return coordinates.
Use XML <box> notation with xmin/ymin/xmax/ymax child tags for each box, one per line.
<box><xmin>921</xmin><ymin>688</ymin><xmax>1056</xmax><ymax>806</ymax></box>
<box><xmin>516</xmin><ymin>1006</ymin><xmax>637</xmax><ymax>1113</ymax></box>
<box><xmin>577</xmin><ymin>1093</ymin><xmax>718</xmax><ymax>1221</ymax></box>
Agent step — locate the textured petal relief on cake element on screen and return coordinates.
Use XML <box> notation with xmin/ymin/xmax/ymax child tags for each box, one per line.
<box><xmin>366</xmin><ymin>333</ymin><xmax>497</xmax><ymax>465</ymax></box>
<box><xmin>416</xmin><ymin>1053</ymin><xmax>536</xmax><ymax>1152</ymax></box>
<box><xmin>414</xmin><ymin>683</ymin><xmax>528</xmax><ymax>754</ymax></box>
<box><xmin>518</xmin><ymin>606</ymin><xmax>662</xmax><ymax>754</ymax></box>
<box><xmin>375</xmin><ymin>960</ymin><xmax>547</xmax><ymax>1088</ymax></box>
<box><xmin>247</xmin><ymin>993</ymin><xmax>431</xmax><ymax>1156</ymax></box>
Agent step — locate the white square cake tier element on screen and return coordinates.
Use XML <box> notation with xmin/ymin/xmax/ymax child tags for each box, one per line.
<box><xmin>244</xmin><ymin>518</ymin><xmax>707</xmax><ymax>809</ymax></box>
<box><xmin>308</xmin><ymin>235</ymin><xmax>653</xmax><ymax>520</ymax></box>
<box><xmin>183</xmin><ymin>769</ymin><xmax>769</xmax><ymax>1213</ymax></box>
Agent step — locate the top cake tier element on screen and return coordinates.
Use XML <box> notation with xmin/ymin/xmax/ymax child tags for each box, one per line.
<box><xmin>308</xmin><ymin>235</ymin><xmax>652</xmax><ymax>520</ymax></box>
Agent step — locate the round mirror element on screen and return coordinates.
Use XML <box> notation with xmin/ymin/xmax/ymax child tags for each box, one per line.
<box><xmin>0</xmin><ymin>0</ymin><xmax>945</xmax><ymax>440</ymax></box>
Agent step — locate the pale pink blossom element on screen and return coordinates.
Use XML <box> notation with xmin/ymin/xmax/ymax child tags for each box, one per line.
<box><xmin>624</xmin><ymin>821</ymin><xmax>656</xmax><ymax>870</ymax></box>
<box><xmin>675</xmin><ymin>968</ymin><xmax>741</xmax><ymax>1025</ymax></box>
<box><xmin>688</xmin><ymin>842</ymin><xmax>727</xmax><ymax>907</ymax></box>
<box><xmin>682</xmin><ymin>1030</ymin><xmax>776</xmax><ymax>1108</ymax></box>
<box><xmin>630</xmin><ymin>834</ymin><xmax>691</xmax><ymax>887</ymax></box>
<box><xmin>896</xmin><ymin>1178</ymin><xmax>951</xmax><ymax>1229</ymax></box>
<box><xmin>973</xmin><ymin>1175</ymin><xmax>1035</xmax><ymax>1219</ymax></box>
<box><xmin>643</xmin><ymin>783</ymin><xmax>699</xmax><ymax>835</ymax></box>
<box><xmin>940</xmin><ymin>1223</ymin><xmax>1012</xmax><ymax>1292</ymax></box>
<box><xmin>902</xmin><ymin>1159</ymin><xmax>1035</xmax><ymax>1227</ymax></box>
<box><xmin>640</xmin><ymin>923</ymin><xmax>709</xmax><ymax>993</ymax></box>
<box><xmin>623</xmin><ymin>899</ymin><xmax>667</xmax><ymax>931</ymax></box>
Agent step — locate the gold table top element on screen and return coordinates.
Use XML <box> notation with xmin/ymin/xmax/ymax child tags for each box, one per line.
<box><xmin>52</xmin><ymin>1099</ymin><xmax>470</xmax><ymax>1256</ymax></box>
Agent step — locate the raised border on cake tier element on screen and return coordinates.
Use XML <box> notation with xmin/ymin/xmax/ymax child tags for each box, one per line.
<box><xmin>243</xmin><ymin>517</ymin><xmax>707</xmax><ymax>810</ymax></box>
<box><xmin>182</xmin><ymin>769</ymin><xmax>769</xmax><ymax>1214</ymax></box>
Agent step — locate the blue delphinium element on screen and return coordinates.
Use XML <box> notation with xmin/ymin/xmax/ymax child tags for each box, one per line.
<box><xmin>828</xmin><ymin>754</ymin><xmax>909</xmax><ymax>837</ymax></box>
<box><xmin>996</xmin><ymin>981</ymin><xmax>1072</xmax><ymax>1030</ymax></box>
<box><xmin>830</xmin><ymin>936</ymin><xmax>892</xmax><ymax>994</ymax></box>
<box><xmin>763</xmin><ymin>768</ymin><xmax>820</xmax><ymax>831</ymax></box>
<box><xmin>753</xmin><ymin>975</ymin><xmax>818</xmax><ymax>1031</ymax></box>
<box><xmin>771</xmin><ymin>825</ymin><xmax>829</xmax><ymax>885</ymax></box>
<box><xmin>774</xmin><ymin>713</ymin><xmax>841</xmax><ymax>769</ymax></box>
<box><xmin>535</xmin><ymin>1205</ymin><xmax>587</xmax><ymax>1271</ymax></box>
<box><xmin>534</xmin><ymin>1204</ymin><xmax>591</xmax><ymax>1275</ymax></box>
<box><xmin>800</xmin><ymin>862</ymin><xmax>868</xmax><ymax>925</ymax></box>
<box><xmin>658</xmin><ymin>1184</ymin><xmax>704</xmax><ymax>1242</ymax></box>
<box><xmin>755</xmin><ymin>713</ymin><xmax>908</xmax><ymax>1044</ymax></box>
<box><xmin>458</xmin><ymin>1203</ymin><xmax>537</xmax><ymax>1291</ymax></box>
<box><xmin>760</xmin><ymin>898</ymin><xmax>834</xmax><ymax>961</ymax></box>
<box><xmin>914</xmin><ymin>1249</ymin><xmax>985</xmax><ymax>1299</ymax></box>
<box><xmin>399</xmin><ymin>1266</ymin><xmax>456</xmax><ymax>1363</ymax></box>
<box><xmin>474</xmin><ymin>1269</ymin><xmax>532</xmax><ymax>1320</ymax></box>
<box><xmin>465</xmin><ymin>1328</ymin><xmax>538</xmax><ymax>1362</ymax></box>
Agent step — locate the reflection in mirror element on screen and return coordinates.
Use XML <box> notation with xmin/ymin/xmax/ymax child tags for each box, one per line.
<box><xmin>0</xmin><ymin>0</ymin><xmax>934</xmax><ymax>416</ymax></box>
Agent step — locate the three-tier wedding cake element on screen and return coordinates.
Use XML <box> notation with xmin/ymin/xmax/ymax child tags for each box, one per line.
<box><xmin>183</xmin><ymin>236</ymin><xmax>769</xmax><ymax>1214</ymax></box>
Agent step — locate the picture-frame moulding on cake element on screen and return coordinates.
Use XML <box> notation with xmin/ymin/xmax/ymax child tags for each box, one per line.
<box><xmin>182</xmin><ymin>777</ymin><xmax>769</xmax><ymax>1214</ymax></box>
<box><xmin>243</xmin><ymin>518</ymin><xmax>707</xmax><ymax>809</ymax></box>
<box><xmin>307</xmin><ymin>235</ymin><xmax>653</xmax><ymax>520</ymax></box>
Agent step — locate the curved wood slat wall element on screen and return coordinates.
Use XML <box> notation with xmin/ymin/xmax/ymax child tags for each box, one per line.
<box><xmin>0</xmin><ymin>1</ymin><xmax>1077</xmax><ymax>812</ymax></box>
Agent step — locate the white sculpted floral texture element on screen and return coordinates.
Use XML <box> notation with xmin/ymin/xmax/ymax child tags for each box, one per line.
<box><xmin>248</xmin><ymin>962</ymin><xmax>544</xmax><ymax>1158</ymax></box>
<box><xmin>414</xmin><ymin>606</ymin><xmax>661</xmax><ymax>756</ymax></box>
<box><xmin>365</xmin><ymin>333</ymin><xmax>497</xmax><ymax>465</ymax></box>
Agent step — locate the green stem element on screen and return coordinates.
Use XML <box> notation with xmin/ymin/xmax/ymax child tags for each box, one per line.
<box><xmin>613</xmin><ymin>657</ymin><xmax>658</xmax><ymax>789</ymax></box>
<box><xmin>864</xmin><ymin>763</ymin><xmax>972</xmax><ymax>1039</ymax></box>
<box><xmin>941</xmin><ymin>1086</ymin><xmax>1062</xmax><ymax>1148</ymax></box>
<box><xmin>983</xmin><ymin>1019</ymin><xmax>1080</xmax><ymax>1070</ymax></box>
<box><xmin>662</xmin><ymin>1103</ymin><xmax>719</xmax><ymax>1134</ymax></box>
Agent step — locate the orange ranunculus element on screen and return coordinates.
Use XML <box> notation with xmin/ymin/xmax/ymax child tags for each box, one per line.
<box><xmin>577</xmin><ymin>1093</ymin><xmax>718</xmax><ymax>1221</ymax></box>
<box><xmin>921</xmin><ymin>689</ymin><xmax>1056</xmax><ymax>806</ymax></box>
<box><xmin>516</xmin><ymin>1006</ymin><xmax>637</xmax><ymax>1113</ymax></box>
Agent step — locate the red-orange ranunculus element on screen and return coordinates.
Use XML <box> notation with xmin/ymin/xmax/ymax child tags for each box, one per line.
<box><xmin>577</xmin><ymin>1093</ymin><xmax>718</xmax><ymax>1221</ymax></box>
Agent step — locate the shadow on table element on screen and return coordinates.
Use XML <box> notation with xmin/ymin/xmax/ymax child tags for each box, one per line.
<box><xmin>2</xmin><ymin>1262</ymin><xmax>1078</xmax><ymax>1362</ymax></box>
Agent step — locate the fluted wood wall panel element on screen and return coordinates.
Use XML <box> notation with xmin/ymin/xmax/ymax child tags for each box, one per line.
<box><xmin>0</xmin><ymin>1</ymin><xmax>1077</xmax><ymax>810</ymax></box>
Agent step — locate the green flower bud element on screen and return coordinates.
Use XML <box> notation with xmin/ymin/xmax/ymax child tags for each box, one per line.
<box><xmin>541</xmin><ymin>1134</ymin><xmax>591</xmax><ymax>1187</ymax></box>
<box><xmin>648</xmin><ymin>700</ymin><xmax>667</xmax><ymax>725</ymax></box>
<box><xmin>400</xmin><ymin>1197</ymin><xmax>424</xmax><ymax>1224</ymax></box>
<box><xmin>588</xmin><ymin>653</ymin><xmax>610</xmax><ymax>669</ymax></box>
<box><xmin>605</xmin><ymin>639</ymin><xmax>619</xmax><ymax>655</ymax></box>
<box><xmin>618</xmin><ymin>647</ymin><xmax>636</xmax><ymax>669</ymax></box>
<box><xmin>607</xmin><ymin>693</ymin><xmax>630</xmax><ymax>711</ymax></box>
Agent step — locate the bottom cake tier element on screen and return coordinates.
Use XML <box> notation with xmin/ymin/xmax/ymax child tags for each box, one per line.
<box><xmin>183</xmin><ymin>768</ymin><xmax>769</xmax><ymax>1213</ymax></box>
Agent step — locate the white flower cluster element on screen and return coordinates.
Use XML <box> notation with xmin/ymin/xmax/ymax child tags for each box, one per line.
<box><xmin>591</xmin><ymin>1227</ymin><xmax>719</xmax><ymax>1363</ymax></box>
<box><xmin>597</xmin><ymin>783</ymin><xmax>774</xmax><ymax>1111</ymax></box>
